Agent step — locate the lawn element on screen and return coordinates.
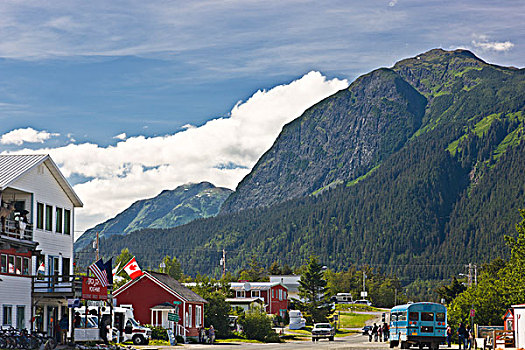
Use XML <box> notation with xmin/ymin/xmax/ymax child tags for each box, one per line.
<box><xmin>338</xmin><ymin>312</ymin><xmax>376</xmax><ymax>328</ymax></box>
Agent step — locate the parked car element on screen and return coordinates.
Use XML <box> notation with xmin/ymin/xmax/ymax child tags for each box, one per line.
<box><xmin>311</xmin><ymin>323</ymin><xmax>335</xmax><ymax>342</ymax></box>
<box><xmin>353</xmin><ymin>299</ymin><xmax>372</xmax><ymax>306</ymax></box>
<box><xmin>362</xmin><ymin>325</ymin><xmax>373</xmax><ymax>335</ymax></box>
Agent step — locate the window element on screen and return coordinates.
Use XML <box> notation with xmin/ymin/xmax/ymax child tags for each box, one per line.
<box><xmin>15</xmin><ymin>256</ymin><xmax>22</xmax><ymax>275</ymax></box>
<box><xmin>398</xmin><ymin>312</ymin><xmax>407</xmax><ymax>321</ymax></box>
<box><xmin>8</xmin><ymin>256</ymin><xmax>14</xmax><ymax>273</ymax></box>
<box><xmin>45</xmin><ymin>205</ymin><xmax>53</xmax><ymax>231</ymax></box>
<box><xmin>1</xmin><ymin>254</ymin><xmax>6</xmax><ymax>273</ymax></box>
<box><xmin>252</xmin><ymin>290</ymin><xmax>260</xmax><ymax>298</ymax></box>
<box><xmin>284</xmin><ymin>291</ymin><xmax>287</xmax><ymax>299</ymax></box>
<box><xmin>409</xmin><ymin>312</ymin><xmax>419</xmax><ymax>321</ymax></box>
<box><xmin>279</xmin><ymin>289</ymin><xmax>282</xmax><ymax>301</ymax></box>
<box><xmin>37</xmin><ymin>203</ymin><xmax>44</xmax><ymax>229</ymax></box>
<box><xmin>16</xmin><ymin>306</ymin><xmax>25</xmax><ymax>329</ymax></box>
<box><xmin>23</xmin><ymin>258</ymin><xmax>29</xmax><ymax>275</ymax></box>
<box><xmin>64</xmin><ymin>210</ymin><xmax>71</xmax><ymax>235</ymax></box>
<box><xmin>3</xmin><ymin>305</ymin><xmax>12</xmax><ymax>325</ymax></box>
<box><xmin>272</xmin><ymin>289</ymin><xmax>275</xmax><ymax>298</ymax></box>
<box><xmin>188</xmin><ymin>305</ymin><xmax>192</xmax><ymax>328</ymax></box>
<box><xmin>195</xmin><ymin>306</ymin><xmax>202</xmax><ymax>328</ymax></box>
<box><xmin>436</xmin><ymin>313</ymin><xmax>445</xmax><ymax>322</ymax></box>
<box><xmin>55</xmin><ymin>208</ymin><xmax>63</xmax><ymax>233</ymax></box>
<box><xmin>236</xmin><ymin>290</ymin><xmax>245</xmax><ymax>298</ymax></box>
<box><xmin>62</xmin><ymin>258</ymin><xmax>70</xmax><ymax>280</ymax></box>
<box><xmin>421</xmin><ymin>312</ymin><xmax>434</xmax><ymax>321</ymax></box>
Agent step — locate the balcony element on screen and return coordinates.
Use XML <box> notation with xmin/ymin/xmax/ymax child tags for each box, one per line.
<box><xmin>0</xmin><ymin>219</ymin><xmax>36</xmax><ymax>252</ymax></box>
<box><xmin>32</xmin><ymin>274</ymin><xmax>82</xmax><ymax>298</ymax></box>
<box><xmin>1</xmin><ymin>218</ymin><xmax>34</xmax><ymax>240</ymax></box>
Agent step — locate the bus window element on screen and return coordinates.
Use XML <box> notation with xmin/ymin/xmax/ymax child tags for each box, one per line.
<box><xmin>409</xmin><ymin>312</ymin><xmax>419</xmax><ymax>321</ymax></box>
<box><xmin>436</xmin><ymin>313</ymin><xmax>445</xmax><ymax>322</ymax></box>
<box><xmin>398</xmin><ymin>312</ymin><xmax>407</xmax><ymax>321</ymax></box>
<box><xmin>421</xmin><ymin>312</ymin><xmax>434</xmax><ymax>321</ymax></box>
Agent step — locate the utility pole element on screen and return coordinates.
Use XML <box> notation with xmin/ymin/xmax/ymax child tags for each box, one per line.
<box><xmin>474</xmin><ymin>264</ymin><xmax>477</xmax><ymax>285</ymax></box>
<box><xmin>467</xmin><ymin>263</ymin><xmax>472</xmax><ymax>288</ymax></box>
<box><xmin>96</xmin><ymin>231</ymin><xmax>99</xmax><ymax>260</ymax></box>
<box><xmin>220</xmin><ymin>249</ymin><xmax>226</xmax><ymax>278</ymax></box>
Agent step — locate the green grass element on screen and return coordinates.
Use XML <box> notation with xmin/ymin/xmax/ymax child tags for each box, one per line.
<box><xmin>215</xmin><ymin>338</ymin><xmax>264</xmax><ymax>344</ymax></box>
<box><xmin>338</xmin><ymin>312</ymin><xmax>376</xmax><ymax>328</ymax></box>
<box><xmin>335</xmin><ymin>329</ymin><xmax>358</xmax><ymax>337</ymax></box>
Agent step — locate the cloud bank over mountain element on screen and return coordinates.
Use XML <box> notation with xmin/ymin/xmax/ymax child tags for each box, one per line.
<box><xmin>2</xmin><ymin>71</ymin><xmax>348</xmax><ymax>235</ymax></box>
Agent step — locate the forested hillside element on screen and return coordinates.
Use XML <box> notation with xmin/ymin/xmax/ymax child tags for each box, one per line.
<box><xmin>79</xmin><ymin>49</ymin><xmax>525</xmax><ymax>288</ymax></box>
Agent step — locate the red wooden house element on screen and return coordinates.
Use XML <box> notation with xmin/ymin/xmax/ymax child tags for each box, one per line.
<box><xmin>229</xmin><ymin>282</ymin><xmax>288</xmax><ymax>316</ymax></box>
<box><xmin>114</xmin><ymin>271</ymin><xmax>207</xmax><ymax>339</ymax></box>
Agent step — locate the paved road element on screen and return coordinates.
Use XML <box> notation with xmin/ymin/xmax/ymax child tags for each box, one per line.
<box><xmin>141</xmin><ymin>334</ymin><xmax>392</xmax><ymax>349</ymax></box>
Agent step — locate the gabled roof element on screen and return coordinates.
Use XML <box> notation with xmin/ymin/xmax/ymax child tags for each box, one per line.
<box><xmin>114</xmin><ymin>271</ymin><xmax>207</xmax><ymax>304</ymax></box>
<box><xmin>0</xmin><ymin>154</ymin><xmax>82</xmax><ymax>207</ymax></box>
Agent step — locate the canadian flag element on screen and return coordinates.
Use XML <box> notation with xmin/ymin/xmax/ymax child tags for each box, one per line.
<box><xmin>123</xmin><ymin>257</ymin><xmax>143</xmax><ymax>280</ymax></box>
<box><xmin>37</xmin><ymin>261</ymin><xmax>45</xmax><ymax>274</ymax></box>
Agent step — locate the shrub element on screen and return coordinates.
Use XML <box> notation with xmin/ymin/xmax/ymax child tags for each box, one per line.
<box><xmin>240</xmin><ymin>309</ymin><xmax>274</xmax><ymax>341</ymax></box>
<box><xmin>145</xmin><ymin>325</ymin><xmax>168</xmax><ymax>341</ymax></box>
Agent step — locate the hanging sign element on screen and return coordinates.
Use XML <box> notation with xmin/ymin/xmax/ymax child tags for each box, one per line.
<box><xmin>82</xmin><ymin>276</ymin><xmax>108</xmax><ymax>300</ymax></box>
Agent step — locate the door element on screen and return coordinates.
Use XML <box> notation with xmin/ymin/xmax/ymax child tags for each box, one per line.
<box><xmin>48</xmin><ymin>256</ymin><xmax>59</xmax><ymax>290</ymax></box>
<box><xmin>47</xmin><ymin>306</ymin><xmax>58</xmax><ymax>337</ymax></box>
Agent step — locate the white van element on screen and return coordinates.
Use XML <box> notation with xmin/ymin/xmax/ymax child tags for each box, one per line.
<box><xmin>289</xmin><ymin>310</ymin><xmax>306</xmax><ymax>330</ymax></box>
<box><xmin>72</xmin><ymin>305</ymin><xmax>151</xmax><ymax>344</ymax></box>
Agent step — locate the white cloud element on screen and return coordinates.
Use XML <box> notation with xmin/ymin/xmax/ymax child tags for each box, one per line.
<box><xmin>472</xmin><ymin>35</ymin><xmax>514</xmax><ymax>52</ymax></box>
<box><xmin>113</xmin><ymin>133</ymin><xmax>127</xmax><ymax>140</ymax></box>
<box><xmin>4</xmin><ymin>72</ymin><xmax>348</xmax><ymax>236</ymax></box>
<box><xmin>0</xmin><ymin>127</ymin><xmax>59</xmax><ymax>145</ymax></box>
<box><xmin>388</xmin><ymin>0</ymin><xmax>398</xmax><ymax>7</ymax></box>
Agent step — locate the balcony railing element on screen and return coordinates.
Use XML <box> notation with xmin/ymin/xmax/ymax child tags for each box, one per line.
<box><xmin>1</xmin><ymin>219</ymin><xmax>34</xmax><ymax>241</ymax></box>
<box><xmin>32</xmin><ymin>274</ymin><xmax>82</xmax><ymax>297</ymax></box>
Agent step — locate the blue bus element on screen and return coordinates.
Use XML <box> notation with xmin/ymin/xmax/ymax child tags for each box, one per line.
<box><xmin>389</xmin><ymin>302</ymin><xmax>447</xmax><ymax>350</ymax></box>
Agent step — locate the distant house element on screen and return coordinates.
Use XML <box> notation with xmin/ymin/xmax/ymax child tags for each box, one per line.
<box><xmin>0</xmin><ymin>154</ymin><xmax>82</xmax><ymax>337</ymax></box>
<box><xmin>114</xmin><ymin>271</ymin><xmax>207</xmax><ymax>339</ymax></box>
<box><xmin>269</xmin><ymin>275</ymin><xmax>301</xmax><ymax>300</ymax></box>
<box><xmin>229</xmin><ymin>282</ymin><xmax>288</xmax><ymax>317</ymax></box>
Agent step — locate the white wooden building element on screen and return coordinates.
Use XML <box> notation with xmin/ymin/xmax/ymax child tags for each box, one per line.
<box><xmin>0</xmin><ymin>154</ymin><xmax>82</xmax><ymax>335</ymax></box>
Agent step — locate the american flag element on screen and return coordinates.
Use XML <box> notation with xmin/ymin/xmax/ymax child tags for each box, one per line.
<box><xmin>89</xmin><ymin>258</ymin><xmax>112</xmax><ymax>287</ymax></box>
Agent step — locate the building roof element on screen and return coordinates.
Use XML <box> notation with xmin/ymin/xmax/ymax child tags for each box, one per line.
<box><xmin>115</xmin><ymin>271</ymin><xmax>207</xmax><ymax>304</ymax></box>
<box><xmin>230</xmin><ymin>281</ymin><xmax>286</xmax><ymax>291</ymax></box>
<box><xmin>269</xmin><ymin>275</ymin><xmax>300</xmax><ymax>292</ymax></box>
<box><xmin>0</xmin><ymin>154</ymin><xmax>83</xmax><ymax>207</ymax></box>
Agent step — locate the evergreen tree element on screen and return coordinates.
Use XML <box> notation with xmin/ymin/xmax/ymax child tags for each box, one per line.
<box><xmin>298</xmin><ymin>256</ymin><xmax>331</xmax><ymax>322</ymax></box>
<box><xmin>161</xmin><ymin>255</ymin><xmax>183</xmax><ymax>280</ymax></box>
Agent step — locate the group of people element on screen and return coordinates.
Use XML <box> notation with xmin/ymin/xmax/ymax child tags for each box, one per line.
<box><xmin>368</xmin><ymin>322</ymin><xmax>389</xmax><ymax>342</ymax></box>
<box><xmin>445</xmin><ymin>323</ymin><xmax>474</xmax><ymax>349</ymax></box>
<box><xmin>198</xmin><ymin>325</ymin><xmax>215</xmax><ymax>344</ymax></box>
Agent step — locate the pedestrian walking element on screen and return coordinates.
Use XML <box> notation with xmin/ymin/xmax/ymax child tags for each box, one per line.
<box><xmin>466</xmin><ymin>325</ymin><xmax>474</xmax><ymax>349</ymax></box>
<box><xmin>372</xmin><ymin>323</ymin><xmax>379</xmax><ymax>342</ymax></box>
<box><xmin>446</xmin><ymin>325</ymin><xmax>452</xmax><ymax>347</ymax></box>
<box><xmin>209</xmin><ymin>325</ymin><xmax>215</xmax><ymax>344</ymax></box>
<box><xmin>378</xmin><ymin>324</ymin><xmax>382</xmax><ymax>341</ymax></box>
<box><xmin>58</xmin><ymin>314</ymin><xmax>68</xmax><ymax>345</ymax></box>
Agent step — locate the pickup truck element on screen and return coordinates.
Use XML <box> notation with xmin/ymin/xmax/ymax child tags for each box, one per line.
<box><xmin>311</xmin><ymin>323</ymin><xmax>335</xmax><ymax>342</ymax></box>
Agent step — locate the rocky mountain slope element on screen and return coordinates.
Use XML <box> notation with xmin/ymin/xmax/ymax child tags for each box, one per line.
<box><xmin>80</xmin><ymin>49</ymin><xmax>525</xmax><ymax>284</ymax></box>
<box><xmin>74</xmin><ymin>182</ymin><xmax>232</xmax><ymax>252</ymax></box>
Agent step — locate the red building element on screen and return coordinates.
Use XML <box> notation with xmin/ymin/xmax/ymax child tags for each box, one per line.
<box><xmin>114</xmin><ymin>271</ymin><xmax>207</xmax><ymax>339</ymax></box>
<box><xmin>229</xmin><ymin>282</ymin><xmax>288</xmax><ymax>316</ymax></box>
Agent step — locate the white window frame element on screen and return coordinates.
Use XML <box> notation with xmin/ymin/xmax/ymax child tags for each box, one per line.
<box><xmin>188</xmin><ymin>305</ymin><xmax>192</xmax><ymax>328</ymax></box>
<box><xmin>236</xmin><ymin>290</ymin><xmax>245</xmax><ymax>298</ymax></box>
<box><xmin>252</xmin><ymin>290</ymin><xmax>260</xmax><ymax>298</ymax></box>
<box><xmin>3</xmin><ymin>305</ymin><xmax>13</xmax><ymax>326</ymax></box>
<box><xmin>195</xmin><ymin>306</ymin><xmax>202</xmax><ymax>328</ymax></box>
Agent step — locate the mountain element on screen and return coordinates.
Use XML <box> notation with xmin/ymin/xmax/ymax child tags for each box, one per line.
<box><xmin>80</xmin><ymin>49</ymin><xmax>525</xmax><ymax>286</ymax></box>
<box><xmin>74</xmin><ymin>182</ymin><xmax>232</xmax><ymax>252</ymax></box>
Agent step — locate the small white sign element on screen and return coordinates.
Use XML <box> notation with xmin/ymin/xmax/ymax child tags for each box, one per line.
<box><xmin>361</xmin><ymin>291</ymin><xmax>368</xmax><ymax>297</ymax></box>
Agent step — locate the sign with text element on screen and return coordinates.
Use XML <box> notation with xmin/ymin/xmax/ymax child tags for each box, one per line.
<box><xmin>82</xmin><ymin>276</ymin><xmax>108</xmax><ymax>300</ymax></box>
<box><xmin>168</xmin><ymin>312</ymin><xmax>179</xmax><ymax>322</ymax></box>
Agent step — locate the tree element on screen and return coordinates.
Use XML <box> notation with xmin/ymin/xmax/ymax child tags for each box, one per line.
<box><xmin>239</xmin><ymin>256</ymin><xmax>267</xmax><ymax>281</ymax></box>
<box><xmin>435</xmin><ymin>277</ymin><xmax>467</xmax><ymax>304</ymax></box>
<box><xmin>298</xmin><ymin>256</ymin><xmax>331</xmax><ymax>322</ymax></box>
<box><xmin>161</xmin><ymin>255</ymin><xmax>183</xmax><ymax>280</ymax></box>
<box><xmin>268</xmin><ymin>262</ymin><xmax>282</xmax><ymax>275</ymax></box>
<box><xmin>203</xmin><ymin>292</ymin><xmax>231</xmax><ymax>338</ymax></box>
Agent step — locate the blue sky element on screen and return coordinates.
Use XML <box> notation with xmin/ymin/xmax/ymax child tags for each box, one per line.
<box><xmin>0</xmin><ymin>0</ymin><xmax>523</xmax><ymax>234</ymax></box>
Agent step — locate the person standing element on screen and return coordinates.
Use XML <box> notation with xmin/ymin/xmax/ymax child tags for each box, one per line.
<box><xmin>446</xmin><ymin>325</ymin><xmax>452</xmax><ymax>347</ymax></box>
<box><xmin>457</xmin><ymin>323</ymin><xmax>467</xmax><ymax>350</ymax></box>
<box><xmin>372</xmin><ymin>323</ymin><xmax>379</xmax><ymax>342</ymax></box>
<box><xmin>382</xmin><ymin>323</ymin><xmax>389</xmax><ymax>341</ymax></box>
<box><xmin>58</xmin><ymin>314</ymin><xmax>68</xmax><ymax>345</ymax></box>
<box><xmin>209</xmin><ymin>325</ymin><xmax>215</xmax><ymax>344</ymax></box>
<box><xmin>466</xmin><ymin>325</ymin><xmax>474</xmax><ymax>349</ymax></box>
